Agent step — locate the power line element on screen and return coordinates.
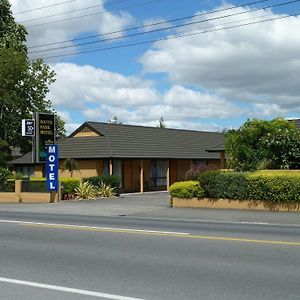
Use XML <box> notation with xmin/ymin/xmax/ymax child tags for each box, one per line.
<box><xmin>23</xmin><ymin>0</ymin><xmax>162</xmax><ymax>28</ymax></box>
<box><xmin>14</xmin><ymin>0</ymin><xmax>76</xmax><ymax>15</ymax></box>
<box><xmin>28</xmin><ymin>0</ymin><xmax>300</xmax><ymax>55</ymax></box>
<box><xmin>18</xmin><ymin>0</ymin><xmax>128</xmax><ymax>23</ymax></box>
<box><xmin>31</xmin><ymin>12</ymin><xmax>299</xmax><ymax>61</ymax></box>
<box><xmin>28</xmin><ymin>0</ymin><xmax>270</xmax><ymax>49</ymax></box>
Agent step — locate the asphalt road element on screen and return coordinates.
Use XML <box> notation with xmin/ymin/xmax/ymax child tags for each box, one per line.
<box><xmin>0</xmin><ymin>212</ymin><xmax>300</xmax><ymax>300</ymax></box>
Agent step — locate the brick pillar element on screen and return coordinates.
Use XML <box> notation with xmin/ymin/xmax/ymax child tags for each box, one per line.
<box><xmin>140</xmin><ymin>160</ymin><xmax>144</xmax><ymax>193</ymax></box>
<box><xmin>15</xmin><ymin>180</ymin><xmax>22</xmax><ymax>202</ymax></box>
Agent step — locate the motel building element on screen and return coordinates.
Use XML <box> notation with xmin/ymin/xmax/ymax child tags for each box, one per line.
<box><xmin>11</xmin><ymin>122</ymin><xmax>225</xmax><ymax>193</ymax></box>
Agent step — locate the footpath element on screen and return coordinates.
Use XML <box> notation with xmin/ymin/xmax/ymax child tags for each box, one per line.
<box><xmin>0</xmin><ymin>191</ymin><xmax>299</xmax><ymax>226</ymax></box>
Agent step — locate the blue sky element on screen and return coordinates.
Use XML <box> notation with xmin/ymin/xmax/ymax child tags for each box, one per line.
<box><xmin>11</xmin><ymin>0</ymin><xmax>300</xmax><ymax>134</ymax></box>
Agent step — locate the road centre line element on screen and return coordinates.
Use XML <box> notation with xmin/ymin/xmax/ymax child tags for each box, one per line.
<box><xmin>1</xmin><ymin>218</ymin><xmax>300</xmax><ymax>246</ymax></box>
<box><xmin>0</xmin><ymin>219</ymin><xmax>189</xmax><ymax>235</ymax></box>
<box><xmin>0</xmin><ymin>277</ymin><xmax>144</xmax><ymax>300</ymax></box>
<box><xmin>20</xmin><ymin>223</ymin><xmax>300</xmax><ymax>247</ymax></box>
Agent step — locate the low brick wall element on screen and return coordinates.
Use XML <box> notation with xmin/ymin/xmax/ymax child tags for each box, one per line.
<box><xmin>21</xmin><ymin>192</ymin><xmax>59</xmax><ymax>203</ymax></box>
<box><xmin>0</xmin><ymin>180</ymin><xmax>61</xmax><ymax>204</ymax></box>
<box><xmin>0</xmin><ymin>193</ymin><xmax>19</xmax><ymax>203</ymax></box>
<box><xmin>171</xmin><ymin>197</ymin><xmax>300</xmax><ymax>212</ymax></box>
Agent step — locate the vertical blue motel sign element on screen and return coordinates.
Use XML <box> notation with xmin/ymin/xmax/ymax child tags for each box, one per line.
<box><xmin>46</xmin><ymin>145</ymin><xmax>59</xmax><ymax>191</ymax></box>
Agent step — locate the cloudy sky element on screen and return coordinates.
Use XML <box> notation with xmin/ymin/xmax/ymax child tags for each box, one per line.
<box><xmin>10</xmin><ymin>0</ymin><xmax>300</xmax><ymax>134</ymax></box>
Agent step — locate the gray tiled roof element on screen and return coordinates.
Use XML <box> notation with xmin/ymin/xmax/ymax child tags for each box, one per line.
<box><xmin>11</xmin><ymin>122</ymin><xmax>224</xmax><ymax>164</ymax></box>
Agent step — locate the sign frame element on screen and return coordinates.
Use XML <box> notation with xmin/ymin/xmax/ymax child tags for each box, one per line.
<box><xmin>35</xmin><ymin>112</ymin><xmax>56</xmax><ymax>163</ymax></box>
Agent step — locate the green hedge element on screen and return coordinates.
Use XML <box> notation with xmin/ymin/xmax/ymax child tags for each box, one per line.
<box><xmin>60</xmin><ymin>178</ymin><xmax>80</xmax><ymax>199</ymax></box>
<box><xmin>169</xmin><ymin>181</ymin><xmax>205</xmax><ymax>199</ymax></box>
<box><xmin>198</xmin><ymin>170</ymin><xmax>300</xmax><ymax>203</ymax></box>
<box><xmin>83</xmin><ymin>175</ymin><xmax>120</xmax><ymax>194</ymax></box>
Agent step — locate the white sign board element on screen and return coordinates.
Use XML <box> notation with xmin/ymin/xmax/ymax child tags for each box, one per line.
<box><xmin>22</xmin><ymin>119</ymin><xmax>35</xmax><ymax>137</ymax></box>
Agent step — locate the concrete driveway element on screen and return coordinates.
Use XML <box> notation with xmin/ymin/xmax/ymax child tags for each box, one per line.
<box><xmin>0</xmin><ymin>192</ymin><xmax>170</xmax><ymax>217</ymax></box>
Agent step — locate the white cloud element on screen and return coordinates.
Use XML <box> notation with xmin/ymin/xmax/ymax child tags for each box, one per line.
<box><xmin>65</xmin><ymin>123</ymin><xmax>82</xmax><ymax>136</ymax></box>
<box><xmin>142</xmin><ymin>17</ymin><xmax>171</xmax><ymax>32</ymax></box>
<box><xmin>56</xmin><ymin>110</ymin><xmax>71</xmax><ymax>123</ymax></box>
<box><xmin>140</xmin><ymin>6</ymin><xmax>300</xmax><ymax>114</ymax></box>
<box><xmin>49</xmin><ymin>63</ymin><xmax>159</xmax><ymax>108</ymax></box>
<box><xmin>48</xmin><ymin>63</ymin><xmax>244</xmax><ymax>131</ymax></box>
<box><xmin>11</xmin><ymin>0</ymin><xmax>134</xmax><ymax>59</ymax></box>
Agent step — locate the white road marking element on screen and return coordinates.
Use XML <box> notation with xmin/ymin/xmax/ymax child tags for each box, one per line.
<box><xmin>122</xmin><ymin>216</ymin><xmax>300</xmax><ymax>228</ymax></box>
<box><xmin>0</xmin><ymin>219</ymin><xmax>189</xmax><ymax>235</ymax></box>
<box><xmin>0</xmin><ymin>277</ymin><xmax>144</xmax><ymax>300</ymax></box>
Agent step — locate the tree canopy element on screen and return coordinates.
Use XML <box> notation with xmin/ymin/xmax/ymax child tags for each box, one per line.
<box><xmin>225</xmin><ymin>118</ymin><xmax>300</xmax><ymax>171</ymax></box>
<box><xmin>157</xmin><ymin>116</ymin><xmax>166</xmax><ymax>128</ymax></box>
<box><xmin>0</xmin><ymin>0</ymin><xmax>65</xmax><ymax>161</ymax></box>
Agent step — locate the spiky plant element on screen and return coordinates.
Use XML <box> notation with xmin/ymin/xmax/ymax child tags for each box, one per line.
<box><xmin>97</xmin><ymin>181</ymin><xmax>116</xmax><ymax>198</ymax></box>
<box><xmin>74</xmin><ymin>182</ymin><xmax>97</xmax><ymax>200</ymax></box>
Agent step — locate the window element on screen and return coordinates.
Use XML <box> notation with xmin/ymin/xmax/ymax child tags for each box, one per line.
<box><xmin>113</xmin><ymin>160</ymin><xmax>123</xmax><ymax>188</ymax></box>
<box><xmin>103</xmin><ymin>160</ymin><xmax>109</xmax><ymax>175</ymax></box>
<box><xmin>151</xmin><ymin>160</ymin><xmax>168</xmax><ymax>187</ymax></box>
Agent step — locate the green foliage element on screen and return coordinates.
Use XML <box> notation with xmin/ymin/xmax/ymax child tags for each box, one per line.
<box><xmin>83</xmin><ymin>175</ymin><xmax>120</xmax><ymax>194</ymax></box>
<box><xmin>0</xmin><ymin>180</ymin><xmax>15</xmax><ymax>192</ymax></box>
<box><xmin>199</xmin><ymin>171</ymin><xmax>248</xmax><ymax>200</ymax></box>
<box><xmin>185</xmin><ymin>164</ymin><xmax>219</xmax><ymax>180</ymax></box>
<box><xmin>74</xmin><ymin>182</ymin><xmax>97</xmax><ymax>200</ymax></box>
<box><xmin>169</xmin><ymin>181</ymin><xmax>205</xmax><ymax>199</ymax></box>
<box><xmin>97</xmin><ymin>181</ymin><xmax>116</xmax><ymax>198</ymax></box>
<box><xmin>0</xmin><ymin>1</ymin><xmax>65</xmax><ymax>155</ymax></box>
<box><xmin>61</xmin><ymin>158</ymin><xmax>79</xmax><ymax>177</ymax></box>
<box><xmin>14</xmin><ymin>172</ymin><xmax>28</xmax><ymax>180</ymax></box>
<box><xmin>60</xmin><ymin>177</ymin><xmax>80</xmax><ymax>200</ymax></box>
<box><xmin>0</xmin><ymin>0</ymin><xmax>27</xmax><ymax>52</ymax></box>
<box><xmin>199</xmin><ymin>170</ymin><xmax>300</xmax><ymax>203</ymax></box>
<box><xmin>247</xmin><ymin>172</ymin><xmax>300</xmax><ymax>202</ymax></box>
<box><xmin>225</xmin><ymin>118</ymin><xmax>300</xmax><ymax>171</ymax></box>
<box><xmin>0</xmin><ymin>167</ymin><xmax>13</xmax><ymax>181</ymax></box>
<box><xmin>0</xmin><ymin>138</ymin><xmax>11</xmax><ymax>167</ymax></box>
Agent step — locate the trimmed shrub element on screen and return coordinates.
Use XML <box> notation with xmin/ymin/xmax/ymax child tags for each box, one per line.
<box><xmin>169</xmin><ymin>181</ymin><xmax>205</xmax><ymax>199</ymax></box>
<box><xmin>198</xmin><ymin>171</ymin><xmax>248</xmax><ymax>200</ymax></box>
<box><xmin>247</xmin><ymin>173</ymin><xmax>300</xmax><ymax>203</ymax></box>
<box><xmin>60</xmin><ymin>177</ymin><xmax>80</xmax><ymax>200</ymax></box>
<box><xmin>199</xmin><ymin>170</ymin><xmax>300</xmax><ymax>203</ymax></box>
<box><xmin>83</xmin><ymin>175</ymin><xmax>120</xmax><ymax>194</ymax></box>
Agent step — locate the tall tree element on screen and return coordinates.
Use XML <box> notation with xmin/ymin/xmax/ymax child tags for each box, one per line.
<box><xmin>108</xmin><ymin>116</ymin><xmax>122</xmax><ymax>124</ymax></box>
<box><xmin>157</xmin><ymin>116</ymin><xmax>166</xmax><ymax>128</ymax></box>
<box><xmin>61</xmin><ymin>158</ymin><xmax>79</xmax><ymax>177</ymax></box>
<box><xmin>0</xmin><ymin>0</ymin><xmax>65</xmax><ymax>158</ymax></box>
<box><xmin>225</xmin><ymin>118</ymin><xmax>300</xmax><ymax>171</ymax></box>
